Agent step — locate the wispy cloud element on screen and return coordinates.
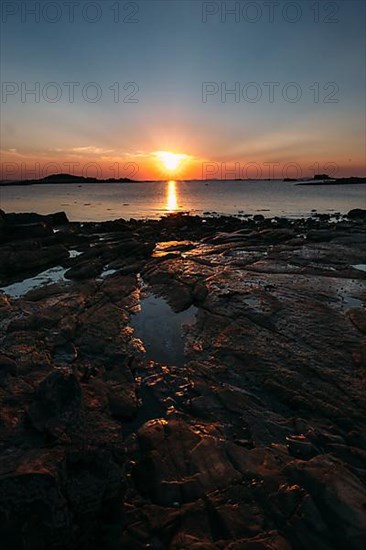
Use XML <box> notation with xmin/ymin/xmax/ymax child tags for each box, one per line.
<box><xmin>0</xmin><ymin>148</ymin><xmax>21</xmax><ymax>157</ymax></box>
<box><xmin>46</xmin><ymin>146</ymin><xmax>116</xmax><ymax>155</ymax></box>
<box><xmin>71</xmin><ymin>146</ymin><xmax>115</xmax><ymax>155</ymax></box>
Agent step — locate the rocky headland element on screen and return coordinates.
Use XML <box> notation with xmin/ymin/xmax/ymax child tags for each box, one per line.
<box><xmin>0</xmin><ymin>208</ymin><xmax>365</xmax><ymax>549</ymax></box>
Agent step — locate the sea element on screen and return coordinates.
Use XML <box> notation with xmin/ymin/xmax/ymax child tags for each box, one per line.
<box><xmin>0</xmin><ymin>180</ymin><xmax>365</xmax><ymax>222</ymax></box>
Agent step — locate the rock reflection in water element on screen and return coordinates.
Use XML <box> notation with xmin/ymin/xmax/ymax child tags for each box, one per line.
<box><xmin>130</xmin><ymin>292</ymin><xmax>197</xmax><ymax>366</ymax></box>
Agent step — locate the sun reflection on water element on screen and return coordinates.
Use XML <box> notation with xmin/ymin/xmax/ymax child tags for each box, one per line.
<box><xmin>166</xmin><ymin>180</ymin><xmax>178</xmax><ymax>211</ymax></box>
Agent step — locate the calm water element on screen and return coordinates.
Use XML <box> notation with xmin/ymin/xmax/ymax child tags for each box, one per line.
<box><xmin>130</xmin><ymin>292</ymin><xmax>197</xmax><ymax>366</ymax></box>
<box><xmin>0</xmin><ymin>180</ymin><xmax>365</xmax><ymax>221</ymax></box>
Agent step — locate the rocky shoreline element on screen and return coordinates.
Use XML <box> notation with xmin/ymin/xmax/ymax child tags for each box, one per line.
<box><xmin>0</xmin><ymin>208</ymin><xmax>365</xmax><ymax>549</ymax></box>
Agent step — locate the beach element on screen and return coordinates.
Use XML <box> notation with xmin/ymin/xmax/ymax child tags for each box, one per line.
<box><xmin>0</xmin><ymin>208</ymin><xmax>365</xmax><ymax>548</ymax></box>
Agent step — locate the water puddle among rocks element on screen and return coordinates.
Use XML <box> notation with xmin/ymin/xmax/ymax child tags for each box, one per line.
<box><xmin>336</xmin><ymin>282</ymin><xmax>365</xmax><ymax>309</ymax></box>
<box><xmin>100</xmin><ymin>268</ymin><xmax>118</xmax><ymax>278</ymax></box>
<box><xmin>0</xmin><ymin>266</ymin><xmax>67</xmax><ymax>298</ymax></box>
<box><xmin>69</xmin><ymin>250</ymin><xmax>83</xmax><ymax>258</ymax></box>
<box><xmin>340</xmin><ymin>295</ymin><xmax>364</xmax><ymax>309</ymax></box>
<box><xmin>130</xmin><ymin>288</ymin><xmax>197</xmax><ymax>367</ymax></box>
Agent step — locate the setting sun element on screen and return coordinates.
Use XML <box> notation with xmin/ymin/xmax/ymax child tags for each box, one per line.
<box><xmin>154</xmin><ymin>151</ymin><xmax>189</xmax><ymax>173</ymax></box>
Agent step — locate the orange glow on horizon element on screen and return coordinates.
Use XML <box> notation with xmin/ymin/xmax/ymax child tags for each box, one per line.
<box><xmin>0</xmin><ymin>147</ymin><xmax>365</xmax><ymax>181</ymax></box>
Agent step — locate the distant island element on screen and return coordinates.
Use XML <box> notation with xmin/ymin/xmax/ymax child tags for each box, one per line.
<box><xmin>294</xmin><ymin>174</ymin><xmax>366</xmax><ymax>185</ymax></box>
<box><xmin>0</xmin><ymin>173</ymin><xmax>137</xmax><ymax>186</ymax></box>
<box><xmin>1</xmin><ymin>172</ymin><xmax>365</xmax><ymax>186</ymax></box>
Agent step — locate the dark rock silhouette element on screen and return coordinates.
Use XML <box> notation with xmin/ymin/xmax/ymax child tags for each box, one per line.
<box><xmin>348</xmin><ymin>208</ymin><xmax>366</xmax><ymax>220</ymax></box>
<box><xmin>314</xmin><ymin>173</ymin><xmax>331</xmax><ymax>180</ymax></box>
<box><xmin>298</xmin><ymin>176</ymin><xmax>366</xmax><ymax>186</ymax></box>
<box><xmin>1</xmin><ymin>173</ymin><xmax>136</xmax><ymax>186</ymax></box>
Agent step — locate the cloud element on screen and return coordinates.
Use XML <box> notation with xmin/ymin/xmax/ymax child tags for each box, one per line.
<box><xmin>71</xmin><ymin>146</ymin><xmax>115</xmax><ymax>155</ymax></box>
<box><xmin>125</xmin><ymin>150</ymin><xmax>147</xmax><ymax>158</ymax></box>
<box><xmin>47</xmin><ymin>146</ymin><xmax>115</xmax><ymax>155</ymax></box>
<box><xmin>0</xmin><ymin>148</ymin><xmax>21</xmax><ymax>156</ymax></box>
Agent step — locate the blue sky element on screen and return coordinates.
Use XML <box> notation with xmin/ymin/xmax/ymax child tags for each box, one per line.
<box><xmin>1</xmin><ymin>0</ymin><xmax>365</xmax><ymax>178</ymax></box>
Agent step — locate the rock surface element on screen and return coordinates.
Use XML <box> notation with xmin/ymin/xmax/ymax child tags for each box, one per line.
<box><xmin>0</xmin><ymin>210</ymin><xmax>365</xmax><ymax>549</ymax></box>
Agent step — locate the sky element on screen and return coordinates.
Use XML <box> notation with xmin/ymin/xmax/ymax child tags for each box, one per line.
<box><xmin>1</xmin><ymin>0</ymin><xmax>365</xmax><ymax>180</ymax></box>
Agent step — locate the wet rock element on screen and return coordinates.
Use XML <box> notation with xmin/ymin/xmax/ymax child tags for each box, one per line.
<box><xmin>286</xmin><ymin>435</ymin><xmax>319</xmax><ymax>459</ymax></box>
<box><xmin>63</xmin><ymin>448</ymin><xmax>124</xmax><ymax>547</ymax></box>
<box><xmin>348</xmin><ymin>209</ymin><xmax>366</xmax><ymax>220</ymax></box>
<box><xmin>133</xmin><ymin>419</ymin><xmax>246</xmax><ymax>506</ymax></box>
<box><xmin>53</xmin><ymin>342</ymin><xmax>78</xmax><ymax>364</ymax></box>
<box><xmin>0</xmin><ymin>243</ymin><xmax>69</xmax><ymax>277</ymax></box>
<box><xmin>306</xmin><ymin>229</ymin><xmax>337</xmax><ymax>242</ymax></box>
<box><xmin>96</xmin><ymin>219</ymin><xmax>132</xmax><ymax>233</ymax></box>
<box><xmin>4</xmin><ymin>211</ymin><xmax>69</xmax><ymax>227</ymax></box>
<box><xmin>286</xmin><ymin>455</ymin><xmax>366</xmax><ymax>549</ymax></box>
<box><xmin>269</xmin><ymin>484</ymin><xmax>332</xmax><ymax>550</ymax></box>
<box><xmin>106</xmin><ymin>366</ymin><xmax>138</xmax><ymax>420</ymax></box>
<box><xmin>0</xmin><ymin>209</ymin><xmax>6</xmax><ymax>226</ymax></box>
<box><xmin>28</xmin><ymin>370</ymin><xmax>83</xmax><ymax>437</ymax></box>
<box><xmin>0</xmin><ymin>468</ymin><xmax>73</xmax><ymax>549</ymax></box>
<box><xmin>348</xmin><ymin>308</ymin><xmax>366</xmax><ymax>334</ymax></box>
<box><xmin>64</xmin><ymin>260</ymin><xmax>103</xmax><ymax>280</ymax></box>
<box><xmin>0</xmin><ymin>354</ymin><xmax>17</xmax><ymax>377</ymax></box>
<box><xmin>257</xmin><ymin>228</ymin><xmax>296</xmax><ymax>242</ymax></box>
<box><xmin>0</xmin><ymin>211</ymin><xmax>366</xmax><ymax>547</ymax></box>
<box><xmin>76</xmin><ymin>301</ymin><xmax>129</xmax><ymax>357</ymax></box>
<box><xmin>7</xmin><ymin>313</ymin><xmax>58</xmax><ymax>333</ymax></box>
<box><xmin>225</xmin><ymin>532</ymin><xmax>291</xmax><ymax>549</ymax></box>
<box><xmin>1</xmin><ymin>223</ymin><xmax>53</xmax><ymax>243</ymax></box>
<box><xmin>0</xmin><ymin>448</ymin><xmax>124</xmax><ymax>550</ymax></box>
<box><xmin>108</xmin><ymin>388</ymin><xmax>137</xmax><ymax>420</ymax></box>
<box><xmin>48</xmin><ymin>212</ymin><xmax>69</xmax><ymax>226</ymax></box>
<box><xmin>22</xmin><ymin>282</ymin><xmax>68</xmax><ymax>302</ymax></box>
<box><xmin>192</xmin><ymin>282</ymin><xmax>208</xmax><ymax>304</ymax></box>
